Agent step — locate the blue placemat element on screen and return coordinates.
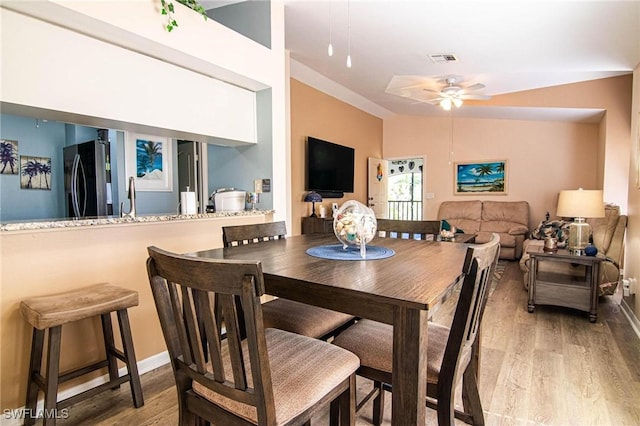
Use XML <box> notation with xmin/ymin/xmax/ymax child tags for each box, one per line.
<box><xmin>306</xmin><ymin>244</ymin><xmax>395</xmax><ymax>261</ymax></box>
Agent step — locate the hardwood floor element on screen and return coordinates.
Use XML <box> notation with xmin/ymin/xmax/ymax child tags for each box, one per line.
<box><xmin>48</xmin><ymin>261</ymin><xmax>640</xmax><ymax>425</ymax></box>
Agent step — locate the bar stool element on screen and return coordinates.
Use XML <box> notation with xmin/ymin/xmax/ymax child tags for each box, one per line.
<box><xmin>20</xmin><ymin>284</ymin><xmax>144</xmax><ymax>425</ymax></box>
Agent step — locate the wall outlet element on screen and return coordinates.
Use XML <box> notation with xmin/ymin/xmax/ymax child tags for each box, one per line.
<box><xmin>622</xmin><ymin>278</ymin><xmax>631</xmax><ymax>297</ymax></box>
<box><xmin>254</xmin><ymin>179</ymin><xmax>263</xmax><ymax>193</ymax></box>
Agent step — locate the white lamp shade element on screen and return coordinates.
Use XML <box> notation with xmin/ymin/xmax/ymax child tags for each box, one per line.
<box><xmin>556</xmin><ymin>189</ymin><xmax>605</xmax><ymax>219</ymax></box>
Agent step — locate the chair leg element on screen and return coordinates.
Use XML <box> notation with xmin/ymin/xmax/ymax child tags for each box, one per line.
<box><xmin>24</xmin><ymin>328</ymin><xmax>45</xmax><ymax>426</ymax></box>
<box><xmin>101</xmin><ymin>312</ymin><xmax>120</xmax><ymax>389</ymax></box>
<box><xmin>330</xmin><ymin>375</ymin><xmax>356</xmax><ymax>426</ymax></box>
<box><xmin>372</xmin><ymin>381</ymin><xmax>385</xmax><ymax>426</ymax></box>
<box><xmin>461</xmin><ymin>363</ymin><xmax>485</xmax><ymax>426</ymax></box>
<box><xmin>43</xmin><ymin>326</ymin><xmax>62</xmax><ymax>426</ymax></box>
<box><xmin>117</xmin><ymin>309</ymin><xmax>144</xmax><ymax>407</ymax></box>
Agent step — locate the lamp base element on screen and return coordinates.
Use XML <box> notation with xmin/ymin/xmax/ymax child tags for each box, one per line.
<box><xmin>567</xmin><ymin>218</ymin><xmax>590</xmax><ymax>256</ymax></box>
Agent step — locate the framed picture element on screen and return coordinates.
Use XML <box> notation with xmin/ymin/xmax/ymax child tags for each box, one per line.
<box><xmin>1</xmin><ymin>139</ymin><xmax>19</xmax><ymax>174</ymax></box>
<box><xmin>20</xmin><ymin>156</ymin><xmax>51</xmax><ymax>190</ymax></box>
<box><xmin>125</xmin><ymin>132</ymin><xmax>173</xmax><ymax>192</ymax></box>
<box><xmin>454</xmin><ymin>160</ymin><xmax>507</xmax><ymax>195</ymax></box>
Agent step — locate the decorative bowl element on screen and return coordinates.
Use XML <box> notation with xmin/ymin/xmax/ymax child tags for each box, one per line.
<box><xmin>333</xmin><ymin>200</ymin><xmax>377</xmax><ymax>249</ymax></box>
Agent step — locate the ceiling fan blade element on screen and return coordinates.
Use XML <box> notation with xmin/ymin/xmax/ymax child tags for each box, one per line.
<box><xmin>461</xmin><ymin>83</ymin><xmax>485</xmax><ymax>92</ymax></box>
<box><xmin>459</xmin><ymin>94</ymin><xmax>492</xmax><ymax>100</ymax></box>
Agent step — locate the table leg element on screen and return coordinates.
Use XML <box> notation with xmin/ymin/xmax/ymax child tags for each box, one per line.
<box><xmin>589</xmin><ymin>262</ymin><xmax>600</xmax><ymax>323</ymax></box>
<box><xmin>527</xmin><ymin>257</ymin><xmax>537</xmax><ymax>313</ymax></box>
<box><xmin>392</xmin><ymin>306</ymin><xmax>428</xmax><ymax>425</ymax></box>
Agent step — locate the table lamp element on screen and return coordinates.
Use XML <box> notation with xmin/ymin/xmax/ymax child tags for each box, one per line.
<box><xmin>303</xmin><ymin>191</ymin><xmax>323</xmax><ymax>217</ymax></box>
<box><xmin>556</xmin><ymin>188</ymin><xmax>605</xmax><ymax>255</ymax></box>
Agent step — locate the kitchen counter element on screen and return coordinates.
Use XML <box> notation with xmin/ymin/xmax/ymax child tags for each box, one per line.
<box><xmin>0</xmin><ymin>210</ymin><xmax>274</xmax><ymax>232</ymax></box>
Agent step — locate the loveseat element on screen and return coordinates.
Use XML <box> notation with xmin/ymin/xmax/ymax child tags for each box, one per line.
<box><xmin>437</xmin><ymin>200</ymin><xmax>530</xmax><ymax>260</ymax></box>
<box><xmin>519</xmin><ymin>204</ymin><xmax>627</xmax><ymax>296</ymax></box>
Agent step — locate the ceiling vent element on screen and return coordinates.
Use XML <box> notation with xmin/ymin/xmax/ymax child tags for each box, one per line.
<box><xmin>428</xmin><ymin>53</ymin><xmax>458</xmax><ymax>64</ymax></box>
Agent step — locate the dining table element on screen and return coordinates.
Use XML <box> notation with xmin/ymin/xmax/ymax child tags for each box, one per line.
<box><xmin>192</xmin><ymin>233</ymin><xmax>470</xmax><ymax>425</ymax></box>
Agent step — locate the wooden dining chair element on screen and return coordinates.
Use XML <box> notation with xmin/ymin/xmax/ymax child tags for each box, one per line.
<box><xmin>375</xmin><ymin>219</ymin><xmax>441</xmax><ymax>240</ymax></box>
<box><xmin>332</xmin><ymin>233</ymin><xmax>500</xmax><ymax>425</ymax></box>
<box><xmin>222</xmin><ymin>221</ymin><xmax>356</xmax><ymax>340</ymax></box>
<box><xmin>146</xmin><ymin>246</ymin><xmax>359</xmax><ymax>425</ymax></box>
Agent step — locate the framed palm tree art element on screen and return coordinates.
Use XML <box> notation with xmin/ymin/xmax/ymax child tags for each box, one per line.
<box><xmin>1</xmin><ymin>140</ymin><xmax>19</xmax><ymax>175</ymax></box>
<box><xmin>454</xmin><ymin>160</ymin><xmax>507</xmax><ymax>195</ymax></box>
<box><xmin>20</xmin><ymin>156</ymin><xmax>51</xmax><ymax>190</ymax></box>
<box><xmin>125</xmin><ymin>132</ymin><xmax>173</xmax><ymax>192</ymax></box>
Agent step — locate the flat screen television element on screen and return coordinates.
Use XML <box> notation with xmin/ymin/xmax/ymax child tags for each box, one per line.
<box><xmin>306</xmin><ymin>136</ymin><xmax>354</xmax><ymax>198</ymax></box>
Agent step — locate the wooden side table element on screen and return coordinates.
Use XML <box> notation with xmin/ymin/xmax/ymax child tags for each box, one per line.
<box><xmin>527</xmin><ymin>245</ymin><xmax>603</xmax><ymax>323</ymax></box>
<box><xmin>301</xmin><ymin>216</ymin><xmax>334</xmax><ymax>234</ymax></box>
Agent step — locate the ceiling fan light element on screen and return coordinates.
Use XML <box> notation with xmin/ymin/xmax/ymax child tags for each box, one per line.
<box><xmin>453</xmin><ymin>98</ymin><xmax>463</xmax><ymax>108</ymax></box>
<box><xmin>440</xmin><ymin>98</ymin><xmax>452</xmax><ymax>110</ymax></box>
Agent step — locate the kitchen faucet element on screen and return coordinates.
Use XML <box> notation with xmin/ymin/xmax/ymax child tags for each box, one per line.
<box><xmin>120</xmin><ymin>176</ymin><xmax>136</xmax><ymax>218</ymax></box>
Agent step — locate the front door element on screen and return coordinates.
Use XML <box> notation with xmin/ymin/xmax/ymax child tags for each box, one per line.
<box><xmin>368</xmin><ymin>157</ymin><xmax>389</xmax><ymax>218</ymax></box>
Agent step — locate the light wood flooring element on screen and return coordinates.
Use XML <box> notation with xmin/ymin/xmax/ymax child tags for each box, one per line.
<box><xmin>45</xmin><ymin>261</ymin><xmax>640</xmax><ymax>425</ymax></box>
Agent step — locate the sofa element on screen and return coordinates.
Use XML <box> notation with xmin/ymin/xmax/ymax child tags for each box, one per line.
<box><xmin>437</xmin><ymin>200</ymin><xmax>530</xmax><ymax>260</ymax></box>
<box><xmin>519</xmin><ymin>204</ymin><xmax>627</xmax><ymax>296</ymax></box>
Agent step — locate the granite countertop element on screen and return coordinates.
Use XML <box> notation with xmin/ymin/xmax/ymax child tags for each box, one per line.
<box><xmin>0</xmin><ymin>210</ymin><xmax>274</xmax><ymax>232</ymax></box>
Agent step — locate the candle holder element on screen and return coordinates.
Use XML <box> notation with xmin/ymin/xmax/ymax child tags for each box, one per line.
<box><xmin>246</xmin><ymin>192</ymin><xmax>260</xmax><ymax>211</ymax></box>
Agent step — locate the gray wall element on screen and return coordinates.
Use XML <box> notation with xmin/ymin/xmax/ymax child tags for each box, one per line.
<box><xmin>208</xmin><ymin>89</ymin><xmax>273</xmax><ymax>210</ymax></box>
<box><xmin>0</xmin><ymin>114</ymin><xmax>66</xmax><ymax>221</ymax></box>
<box><xmin>207</xmin><ymin>0</ymin><xmax>271</xmax><ymax>48</ymax></box>
<box><xmin>0</xmin><ymin>113</ymin><xmax>181</xmax><ymax>221</ymax></box>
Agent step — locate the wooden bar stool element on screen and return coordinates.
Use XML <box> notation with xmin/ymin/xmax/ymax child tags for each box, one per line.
<box><xmin>20</xmin><ymin>284</ymin><xmax>144</xmax><ymax>425</ymax></box>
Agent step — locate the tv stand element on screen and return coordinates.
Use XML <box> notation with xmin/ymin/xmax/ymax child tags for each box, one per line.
<box><xmin>316</xmin><ymin>191</ymin><xmax>344</xmax><ymax>199</ymax></box>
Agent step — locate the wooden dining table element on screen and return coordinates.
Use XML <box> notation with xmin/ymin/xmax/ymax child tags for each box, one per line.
<box><xmin>192</xmin><ymin>233</ymin><xmax>470</xmax><ymax>425</ymax></box>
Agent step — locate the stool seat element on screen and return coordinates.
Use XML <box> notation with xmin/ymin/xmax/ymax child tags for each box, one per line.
<box><xmin>20</xmin><ymin>284</ymin><xmax>138</xmax><ymax>330</ymax></box>
<box><xmin>21</xmin><ymin>283</ymin><xmax>143</xmax><ymax>425</ymax></box>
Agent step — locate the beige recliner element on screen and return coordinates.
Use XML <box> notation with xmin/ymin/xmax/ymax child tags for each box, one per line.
<box><xmin>519</xmin><ymin>204</ymin><xmax>627</xmax><ymax>296</ymax></box>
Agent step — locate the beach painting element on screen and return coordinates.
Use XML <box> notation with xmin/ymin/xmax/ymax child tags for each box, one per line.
<box><xmin>125</xmin><ymin>133</ymin><xmax>172</xmax><ymax>191</ymax></box>
<box><xmin>454</xmin><ymin>160</ymin><xmax>507</xmax><ymax>195</ymax></box>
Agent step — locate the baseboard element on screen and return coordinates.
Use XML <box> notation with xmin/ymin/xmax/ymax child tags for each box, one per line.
<box><xmin>1</xmin><ymin>351</ymin><xmax>170</xmax><ymax>426</ymax></box>
<box><xmin>620</xmin><ymin>298</ymin><xmax>640</xmax><ymax>340</ymax></box>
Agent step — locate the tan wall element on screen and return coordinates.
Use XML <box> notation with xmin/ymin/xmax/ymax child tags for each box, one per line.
<box><xmin>625</xmin><ymin>66</ymin><xmax>640</xmax><ymax>318</ymax></box>
<box><xmin>290</xmin><ymin>79</ymin><xmax>383</xmax><ymax>235</ymax></box>
<box><xmin>383</xmin><ymin>116</ymin><xmax>599</xmax><ymax>226</ymax></box>
<box><xmin>0</xmin><ymin>214</ymin><xmax>271</xmax><ymax>410</ymax></box>
<box><xmin>474</xmin><ymin>75</ymin><xmax>633</xmax><ymax>210</ymax></box>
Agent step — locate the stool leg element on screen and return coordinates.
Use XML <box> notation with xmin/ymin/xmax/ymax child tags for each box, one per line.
<box><xmin>101</xmin><ymin>312</ymin><xmax>120</xmax><ymax>389</ymax></box>
<box><xmin>117</xmin><ymin>309</ymin><xmax>144</xmax><ymax>407</ymax></box>
<box><xmin>24</xmin><ymin>328</ymin><xmax>45</xmax><ymax>426</ymax></box>
<box><xmin>43</xmin><ymin>326</ymin><xmax>62</xmax><ymax>426</ymax></box>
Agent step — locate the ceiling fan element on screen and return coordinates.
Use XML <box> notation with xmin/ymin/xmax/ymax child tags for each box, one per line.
<box><xmin>385</xmin><ymin>75</ymin><xmax>491</xmax><ymax>110</ymax></box>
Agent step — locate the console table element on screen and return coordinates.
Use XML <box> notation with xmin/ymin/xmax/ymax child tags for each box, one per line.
<box><xmin>527</xmin><ymin>245</ymin><xmax>603</xmax><ymax>323</ymax></box>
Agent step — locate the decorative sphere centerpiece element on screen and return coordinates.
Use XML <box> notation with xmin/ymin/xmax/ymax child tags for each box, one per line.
<box><xmin>333</xmin><ymin>200</ymin><xmax>377</xmax><ymax>257</ymax></box>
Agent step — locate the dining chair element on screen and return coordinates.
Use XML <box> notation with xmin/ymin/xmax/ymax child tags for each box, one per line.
<box><xmin>222</xmin><ymin>221</ymin><xmax>356</xmax><ymax>340</ymax></box>
<box><xmin>332</xmin><ymin>233</ymin><xmax>500</xmax><ymax>425</ymax></box>
<box><xmin>146</xmin><ymin>246</ymin><xmax>359</xmax><ymax>425</ymax></box>
<box><xmin>375</xmin><ymin>218</ymin><xmax>441</xmax><ymax>240</ymax></box>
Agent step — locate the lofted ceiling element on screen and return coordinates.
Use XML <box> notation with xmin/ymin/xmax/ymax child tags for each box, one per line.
<box><xmin>283</xmin><ymin>0</ymin><xmax>640</xmax><ymax>121</ymax></box>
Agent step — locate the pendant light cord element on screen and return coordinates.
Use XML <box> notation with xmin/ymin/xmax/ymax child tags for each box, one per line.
<box><xmin>346</xmin><ymin>0</ymin><xmax>352</xmax><ymax>67</ymax></box>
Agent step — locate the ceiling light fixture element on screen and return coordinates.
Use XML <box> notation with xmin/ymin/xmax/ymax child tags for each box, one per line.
<box><xmin>440</xmin><ymin>96</ymin><xmax>463</xmax><ymax>111</ymax></box>
<box><xmin>346</xmin><ymin>0</ymin><xmax>352</xmax><ymax>68</ymax></box>
<box><xmin>327</xmin><ymin>1</ymin><xmax>333</xmax><ymax>57</ymax></box>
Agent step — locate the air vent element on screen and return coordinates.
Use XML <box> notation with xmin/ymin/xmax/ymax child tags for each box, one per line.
<box><xmin>428</xmin><ymin>53</ymin><xmax>458</xmax><ymax>64</ymax></box>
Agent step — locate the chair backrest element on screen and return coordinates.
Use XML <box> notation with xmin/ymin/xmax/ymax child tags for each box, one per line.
<box><xmin>222</xmin><ymin>221</ymin><xmax>287</xmax><ymax>247</ymax></box>
<box><xmin>375</xmin><ymin>219</ymin><xmax>441</xmax><ymax>240</ymax></box>
<box><xmin>438</xmin><ymin>233</ymin><xmax>500</xmax><ymax>413</ymax></box>
<box><xmin>146</xmin><ymin>246</ymin><xmax>278</xmax><ymax>423</ymax></box>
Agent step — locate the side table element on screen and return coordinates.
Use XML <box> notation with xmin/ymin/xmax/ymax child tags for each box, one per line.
<box><xmin>527</xmin><ymin>245</ymin><xmax>603</xmax><ymax>323</ymax></box>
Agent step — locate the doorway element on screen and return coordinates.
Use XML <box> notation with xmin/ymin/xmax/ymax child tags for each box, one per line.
<box><xmin>368</xmin><ymin>156</ymin><xmax>424</xmax><ymax>220</ymax></box>
<box><xmin>177</xmin><ymin>140</ymin><xmax>202</xmax><ymax>213</ymax></box>
<box><xmin>387</xmin><ymin>158</ymin><xmax>423</xmax><ymax>220</ymax></box>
